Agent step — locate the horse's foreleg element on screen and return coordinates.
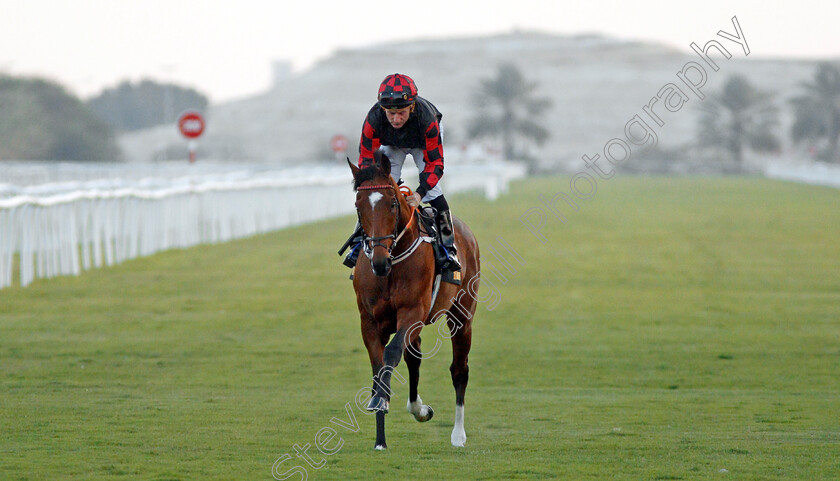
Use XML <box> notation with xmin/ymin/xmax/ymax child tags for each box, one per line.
<box><xmin>362</xmin><ymin>320</ymin><xmax>389</xmax><ymax>412</ymax></box>
<box><xmin>365</xmin><ymin>310</ymin><xmax>426</xmax><ymax>450</ymax></box>
<box><xmin>449</xmin><ymin>317</ymin><xmax>472</xmax><ymax>447</ymax></box>
<box><xmin>374</xmin><ymin>411</ymin><xmax>387</xmax><ymax>450</ymax></box>
<box><xmin>404</xmin><ymin>336</ymin><xmax>434</xmax><ymax>422</ymax></box>
<box><xmin>368</xmin><ymin>326</ymin><xmax>408</xmax><ymax>413</ymax></box>
<box><xmin>369</xmin><ymin>310</ymin><xmax>425</xmax><ymax>414</ymax></box>
<box><xmin>368</xmin><ymin>333</ymin><xmax>408</xmax><ymax>451</ymax></box>
<box><xmin>361</xmin><ymin>322</ymin><xmax>390</xmax><ymax>449</ymax></box>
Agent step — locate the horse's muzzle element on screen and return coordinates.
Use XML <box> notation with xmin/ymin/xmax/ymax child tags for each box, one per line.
<box><xmin>371</xmin><ymin>256</ymin><xmax>392</xmax><ymax>277</ymax></box>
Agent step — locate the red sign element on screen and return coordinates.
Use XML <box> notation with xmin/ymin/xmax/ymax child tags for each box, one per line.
<box><xmin>330</xmin><ymin>134</ymin><xmax>349</xmax><ymax>152</ymax></box>
<box><xmin>178</xmin><ymin>111</ymin><xmax>206</xmax><ymax>139</ymax></box>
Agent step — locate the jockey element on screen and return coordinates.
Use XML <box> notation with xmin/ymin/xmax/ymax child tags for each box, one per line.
<box><xmin>342</xmin><ymin>73</ymin><xmax>461</xmax><ymax>272</ymax></box>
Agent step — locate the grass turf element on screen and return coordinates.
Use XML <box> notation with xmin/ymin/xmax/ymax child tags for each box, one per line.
<box><xmin>1</xmin><ymin>175</ymin><xmax>839</xmax><ymax>480</ymax></box>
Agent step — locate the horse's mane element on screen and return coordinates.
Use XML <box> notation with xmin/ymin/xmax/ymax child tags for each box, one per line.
<box><xmin>353</xmin><ymin>165</ymin><xmax>381</xmax><ymax>190</ymax></box>
<box><xmin>354</xmin><ymin>150</ymin><xmax>394</xmax><ymax>190</ymax></box>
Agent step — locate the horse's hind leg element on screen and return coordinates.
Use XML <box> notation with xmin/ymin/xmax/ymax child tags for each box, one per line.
<box><xmin>404</xmin><ymin>336</ymin><xmax>434</xmax><ymax>422</ymax></box>
<box><xmin>448</xmin><ymin>316</ymin><xmax>472</xmax><ymax>447</ymax></box>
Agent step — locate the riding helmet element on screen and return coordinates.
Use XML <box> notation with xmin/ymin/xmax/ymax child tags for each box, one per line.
<box><xmin>377</xmin><ymin>73</ymin><xmax>418</xmax><ymax>109</ymax></box>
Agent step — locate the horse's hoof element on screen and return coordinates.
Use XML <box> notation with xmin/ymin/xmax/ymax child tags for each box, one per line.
<box><xmin>414</xmin><ymin>405</ymin><xmax>434</xmax><ymax>422</ymax></box>
<box><xmin>375</xmin><ymin>444</ymin><xmax>387</xmax><ymax>451</ymax></box>
<box><xmin>451</xmin><ymin>428</ymin><xmax>466</xmax><ymax>447</ymax></box>
<box><xmin>366</xmin><ymin>395</ymin><xmax>389</xmax><ymax>413</ymax></box>
<box><xmin>406</xmin><ymin>397</ymin><xmax>434</xmax><ymax>422</ymax></box>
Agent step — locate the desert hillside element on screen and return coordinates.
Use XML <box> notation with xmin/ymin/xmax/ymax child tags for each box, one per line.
<box><xmin>119</xmin><ymin>31</ymin><xmax>821</xmax><ymax>170</ymax></box>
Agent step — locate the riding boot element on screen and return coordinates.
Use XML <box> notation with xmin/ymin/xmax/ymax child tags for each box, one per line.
<box><xmin>437</xmin><ymin>210</ymin><xmax>462</xmax><ymax>272</ymax></box>
<box><xmin>340</xmin><ymin>221</ymin><xmax>364</xmax><ymax>268</ymax></box>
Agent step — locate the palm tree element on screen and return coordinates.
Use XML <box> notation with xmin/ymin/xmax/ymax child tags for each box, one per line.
<box><xmin>790</xmin><ymin>62</ymin><xmax>840</xmax><ymax>162</ymax></box>
<box><xmin>467</xmin><ymin>64</ymin><xmax>552</xmax><ymax>170</ymax></box>
<box><xmin>698</xmin><ymin>75</ymin><xmax>780</xmax><ymax>165</ymax></box>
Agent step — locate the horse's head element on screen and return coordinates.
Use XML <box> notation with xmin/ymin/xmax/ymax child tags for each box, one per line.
<box><xmin>348</xmin><ymin>151</ymin><xmax>406</xmax><ymax>277</ymax></box>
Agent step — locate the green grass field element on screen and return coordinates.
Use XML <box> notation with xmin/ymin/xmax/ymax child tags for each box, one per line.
<box><xmin>1</xmin><ymin>176</ymin><xmax>839</xmax><ymax>480</ymax></box>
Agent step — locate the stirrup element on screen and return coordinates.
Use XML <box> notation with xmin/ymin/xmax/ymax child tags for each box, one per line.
<box><xmin>435</xmin><ymin>209</ymin><xmax>460</xmax><ymax>271</ymax></box>
<box><xmin>440</xmin><ymin>246</ymin><xmax>462</xmax><ymax>285</ymax></box>
<box><xmin>339</xmin><ymin>220</ymin><xmax>364</xmax><ymax>269</ymax></box>
<box><xmin>442</xmin><ymin>246</ymin><xmax>461</xmax><ymax>272</ymax></box>
<box><xmin>343</xmin><ymin>243</ymin><xmax>361</xmax><ymax>268</ymax></box>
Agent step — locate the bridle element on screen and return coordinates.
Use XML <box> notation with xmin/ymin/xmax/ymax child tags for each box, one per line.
<box><xmin>356</xmin><ymin>184</ymin><xmax>422</xmax><ymax>264</ymax></box>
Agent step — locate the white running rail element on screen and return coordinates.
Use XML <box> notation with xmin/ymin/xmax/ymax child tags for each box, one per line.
<box><xmin>1</xmin><ymin>161</ymin><xmax>525</xmax><ymax>288</ymax></box>
<box><xmin>764</xmin><ymin>161</ymin><xmax>840</xmax><ymax>189</ymax></box>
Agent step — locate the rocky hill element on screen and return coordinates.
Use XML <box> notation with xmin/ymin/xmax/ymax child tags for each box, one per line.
<box><xmin>118</xmin><ymin>31</ymin><xmax>823</xmax><ymax>171</ymax></box>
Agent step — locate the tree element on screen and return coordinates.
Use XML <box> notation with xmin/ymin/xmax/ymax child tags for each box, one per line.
<box><xmin>790</xmin><ymin>62</ymin><xmax>840</xmax><ymax>162</ymax></box>
<box><xmin>0</xmin><ymin>75</ymin><xmax>121</xmax><ymax>161</ymax></box>
<box><xmin>467</xmin><ymin>63</ymin><xmax>552</xmax><ymax>171</ymax></box>
<box><xmin>697</xmin><ymin>75</ymin><xmax>780</xmax><ymax>164</ymax></box>
<box><xmin>87</xmin><ymin>79</ymin><xmax>209</xmax><ymax>132</ymax></box>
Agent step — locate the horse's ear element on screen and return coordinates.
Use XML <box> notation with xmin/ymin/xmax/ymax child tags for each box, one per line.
<box><xmin>374</xmin><ymin>150</ymin><xmax>391</xmax><ymax>176</ymax></box>
<box><xmin>347</xmin><ymin>157</ymin><xmax>359</xmax><ymax>178</ymax></box>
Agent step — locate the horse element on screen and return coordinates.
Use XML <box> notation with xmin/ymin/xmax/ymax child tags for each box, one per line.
<box><xmin>348</xmin><ymin>151</ymin><xmax>480</xmax><ymax>450</ymax></box>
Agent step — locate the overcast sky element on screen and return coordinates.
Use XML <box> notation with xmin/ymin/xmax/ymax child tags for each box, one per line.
<box><xmin>2</xmin><ymin>0</ymin><xmax>838</xmax><ymax>103</ymax></box>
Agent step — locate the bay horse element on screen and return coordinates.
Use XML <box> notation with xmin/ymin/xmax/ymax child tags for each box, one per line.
<box><xmin>348</xmin><ymin>151</ymin><xmax>480</xmax><ymax>450</ymax></box>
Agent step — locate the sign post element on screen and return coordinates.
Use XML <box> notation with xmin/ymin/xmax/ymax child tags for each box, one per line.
<box><xmin>178</xmin><ymin>111</ymin><xmax>206</xmax><ymax>163</ymax></box>
<box><xmin>330</xmin><ymin>134</ymin><xmax>349</xmax><ymax>161</ymax></box>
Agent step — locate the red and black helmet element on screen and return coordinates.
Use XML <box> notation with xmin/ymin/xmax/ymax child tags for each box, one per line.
<box><xmin>377</xmin><ymin>73</ymin><xmax>418</xmax><ymax>109</ymax></box>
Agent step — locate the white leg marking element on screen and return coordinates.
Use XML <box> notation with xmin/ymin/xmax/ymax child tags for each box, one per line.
<box><xmin>368</xmin><ymin>192</ymin><xmax>383</xmax><ymax>209</ymax></box>
<box><xmin>407</xmin><ymin>395</ymin><xmax>423</xmax><ymax>415</ymax></box>
<box><xmin>375</xmin><ymin>444</ymin><xmax>387</xmax><ymax>451</ymax></box>
<box><xmin>451</xmin><ymin>404</ymin><xmax>466</xmax><ymax>447</ymax></box>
